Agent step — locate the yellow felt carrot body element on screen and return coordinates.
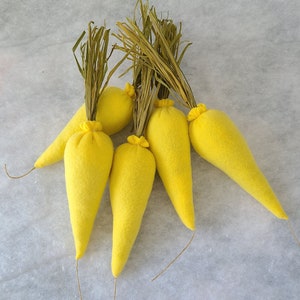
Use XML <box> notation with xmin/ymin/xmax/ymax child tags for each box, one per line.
<box><xmin>146</xmin><ymin>99</ymin><xmax>195</xmax><ymax>230</ymax></box>
<box><xmin>98</xmin><ymin>83</ymin><xmax>135</xmax><ymax>134</ymax></box>
<box><xmin>110</xmin><ymin>135</ymin><xmax>156</xmax><ymax>277</ymax></box>
<box><xmin>34</xmin><ymin>83</ymin><xmax>134</xmax><ymax>169</ymax></box>
<box><xmin>188</xmin><ymin>104</ymin><xmax>288</xmax><ymax>219</ymax></box>
<box><xmin>64</xmin><ymin>121</ymin><xmax>113</xmax><ymax>259</ymax></box>
<box><xmin>64</xmin><ymin>23</ymin><xmax>119</xmax><ymax>260</ymax></box>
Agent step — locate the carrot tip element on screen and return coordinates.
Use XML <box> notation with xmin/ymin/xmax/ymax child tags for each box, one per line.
<box><xmin>4</xmin><ymin>164</ymin><xmax>35</xmax><ymax>179</ymax></box>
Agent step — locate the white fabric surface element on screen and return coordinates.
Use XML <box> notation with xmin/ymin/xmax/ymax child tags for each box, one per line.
<box><xmin>1</xmin><ymin>1</ymin><xmax>300</xmax><ymax>299</ymax></box>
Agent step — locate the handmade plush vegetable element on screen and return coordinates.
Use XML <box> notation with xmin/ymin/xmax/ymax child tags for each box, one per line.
<box><xmin>146</xmin><ymin>18</ymin><xmax>195</xmax><ymax>230</ymax></box>
<box><xmin>65</xmin><ymin>120</ymin><xmax>113</xmax><ymax>259</ymax></box>
<box><xmin>188</xmin><ymin>104</ymin><xmax>288</xmax><ymax>219</ymax></box>
<box><xmin>109</xmin><ymin>49</ymin><xmax>156</xmax><ymax>277</ymax></box>
<box><xmin>110</xmin><ymin>134</ymin><xmax>156</xmax><ymax>277</ymax></box>
<box><xmin>147</xmin><ymin>100</ymin><xmax>194</xmax><ymax>230</ymax></box>
<box><xmin>123</xmin><ymin>9</ymin><xmax>288</xmax><ymax>220</ymax></box>
<box><xmin>64</xmin><ymin>23</ymin><xmax>114</xmax><ymax>260</ymax></box>
<box><xmin>35</xmin><ymin>83</ymin><xmax>134</xmax><ymax>169</ymax></box>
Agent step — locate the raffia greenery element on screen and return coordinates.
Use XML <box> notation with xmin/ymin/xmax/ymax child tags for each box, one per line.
<box><xmin>149</xmin><ymin>10</ymin><xmax>196</xmax><ymax>108</ymax></box>
<box><xmin>113</xmin><ymin>1</ymin><xmax>158</xmax><ymax>137</ymax></box>
<box><xmin>132</xmin><ymin>1</ymin><xmax>158</xmax><ymax>136</ymax></box>
<box><xmin>153</xmin><ymin>16</ymin><xmax>191</xmax><ymax>100</ymax></box>
<box><xmin>73</xmin><ymin>22</ymin><xmax>127</xmax><ymax>121</ymax></box>
<box><xmin>115</xmin><ymin>7</ymin><xmax>196</xmax><ymax>109</ymax></box>
<box><xmin>133</xmin><ymin>65</ymin><xmax>157</xmax><ymax>137</ymax></box>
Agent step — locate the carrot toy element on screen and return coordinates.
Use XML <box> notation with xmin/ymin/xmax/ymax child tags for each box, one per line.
<box><xmin>110</xmin><ymin>8</ymin><xmax>157</xmax><ymax>280</ymax></box>
<box><xmin>145</xmin><ymin>20</ymin><xmax>195</xmax><ymax>230</ymax></box>
<box><xmin>109</xmin><ymin>66</ymin><xmax>156</xmax><ymax>278</ymax></box>
<box><xmin>146</xmin><ymin>17</ymin><xmax>195</xmax><ymax>230</ymax></box>
<box><xmin>147</xmin><ymin>99</ymin><xmax>195</xmax><ymax>229</ymax></box>
<box><xmin>64</xmin><ymin>22</ymin><xmax>115</xmax><ymax>262</ymax></box>
<box><xmin>187</xmin><ymin>104</ymin><xmax>288</xmax><ymax>219</ymax></box>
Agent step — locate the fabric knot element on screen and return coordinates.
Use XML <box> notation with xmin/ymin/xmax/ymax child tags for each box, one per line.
<box><xmin>124</xmin><ymin>82</ymin><xmax>136</xmax><ymax>99</ymax></box>
<box><xmin>127</xmin><ymin>135</ymin><xmax>150</xmax><ymax>148</ymax></box>
<box><xmin>187</xmin><ymin>103</ymin><xmax>207</xmax><ymax>121</ymax></box>
<box><xmin>80</xmin><ymin>121</ymin><xmax>103</xmax><ymax>132</ymax></box>
<box><xmin>154</xmin><ymin>99</ymin><xmax>174</xmax><ymax>108</ymax></box>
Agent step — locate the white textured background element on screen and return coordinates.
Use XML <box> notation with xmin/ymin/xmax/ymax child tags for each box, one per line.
<box><xmin>1</xmin><ymin>1</ymin><xmax>300</xmax><ymax>299</ymax></box>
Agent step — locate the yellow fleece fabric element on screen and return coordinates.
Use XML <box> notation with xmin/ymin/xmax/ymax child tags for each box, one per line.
<box><xmin>97</xmin><ymin>83</ymin><xmax>134</xmax><ymax>135</ymax></box>
<box><xmin>34</xmin><ymin>84</ymin><xmax>133</xmax><ymax>168</ymax></box>
<box><xmin>64</xmin><ymin>121</ymin><xmax>114</xmax><ymax>260</ymax></box>
<box><xmin>188</xmin><ymin>104</ymin><xmax>288</xmax><ymax>220</ymax></box>
<box><xmin>146</xmin><ymin>99</ymin><xmax>195</xmax><ymax>230</ymax></box>
<box><xmin>109</xmin><ymin>135</ymin><xmax>156</xmax><ymax>277</ymax></box>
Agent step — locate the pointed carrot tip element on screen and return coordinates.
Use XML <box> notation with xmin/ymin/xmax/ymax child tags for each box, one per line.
<box><xmin>112</xmin><ymin>269</ymin><xmax>121</xmax><ymax>279</ymax></box>
<box><xmin>274</xmin><ymin>208</ymin><xmax>288</xmax><ymax>220</ymax></box>
<box><xmin>281</xmin><ymin>214</ymin><xmax>289</xmax><ymax>220</ymax></box>
<box><xmin>183</xmin><ymin>220</ymin><xmax>196</xmax><ymax>231</ymax></box>
<box><xmin>274</xmin><ymin>211</ymin><xmax>288</xmax><ymax>220</ymax></box>
<box><xmin>188</xmin><ymin>225</ymin><xmax>196</xmax><ymax>231</ymax></box>
<box><xmin>76</xmin><ymin>252</ymin><xmax>83</xmax><ymax>260</ymax></box>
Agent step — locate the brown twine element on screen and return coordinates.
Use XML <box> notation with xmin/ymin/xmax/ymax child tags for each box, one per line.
<box><xmin>152</xmin><ymin>231</ymin><xmax>196</xmax><ymax>282</ymax></box>
<box><xmin>4</xmin><ymin>164</ymin><xmax>35</xmax><ymax>179</ymax></box>
<box><xmin>287</xmin><ymin>220</ymin><xmax>300</xmax><ymax>247</ymax></box>
<box><xmin>113</xmin><ymin>277</ymin><xmax>117</xmax><ymax>300</ymax></box>
<box><xmin>76</xmin><ymin>260</ymin><xmax>83</xmax><ymax>300</ymax></box>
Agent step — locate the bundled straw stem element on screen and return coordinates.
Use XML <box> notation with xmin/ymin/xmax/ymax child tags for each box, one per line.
<box><xmin>73</xmin><ymin>22</ymin><xmax>128</xmax><ymax>121</ymax></box>
<box><xmin>115</xmin><ymin>9</ymin><xmax>196</xmax><ymax>108</ymax></box>
<box><xmin>133</xmin><ymin>65</ymin><xmax>157</xmax><ymax>137</ymax></box>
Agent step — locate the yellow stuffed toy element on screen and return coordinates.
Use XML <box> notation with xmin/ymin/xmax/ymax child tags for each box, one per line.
<box><xmin>188</xmin><ymin>103</ymin><xmax>288</xmax><ymax>220</ymax></box>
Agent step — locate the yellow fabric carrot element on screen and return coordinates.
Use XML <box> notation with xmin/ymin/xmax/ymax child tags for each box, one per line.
<box><xmin>188</xmin><ymin>104</ymin><xmax>288</xmax><ymax>219</ymax></box>
<box><xmin>109</xmin><ymin>29</ymin><xmax>157</xmax><ymax>276</ymax></box>
<box><xmin>65</xmin><ymin>120</ymin><xmax>113</xmax><ymax>259</ymax></box>
<box><xmin>64</xmin><ymin>22</ymin><xmax>117</xmax><ymax>260</ymax></box>
<box><xmin>146</xmin><ymin>99</ymin><xmax>195</xmax><ymax>230</ymax></box>
<box><xmin>34</xmin><ymin>83</ymin><xmax>134</xmax><ymax>169</ymax></box>
<box><xmin>109</xmin><ymin>135</ymin><xmax>156</xmax><ymax>277</ymax></box>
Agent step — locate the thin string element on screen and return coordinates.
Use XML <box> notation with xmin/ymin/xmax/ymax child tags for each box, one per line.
<box><xmin>76</xmin><ymin>260</ymin><xmax>83</xmax><ymax>300</ymax></box>
<box><xmin>287</xmin><ymin>220</ymin><xmax>300</xmax><ymax>247</ymax></box>
<box><xmin>4</xmin><ymin>164</ymin><xmax>35</xmax><ymax>179</ymax></box>
<box><xmin>113</xmin><ymin>277</ymin><xmax>117</xmax><ymax>300</ymax></box>
<box><xmin>151</xmin><ymin>231</ymin><xmax>196</xmax><ymax>282</ymax></box>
